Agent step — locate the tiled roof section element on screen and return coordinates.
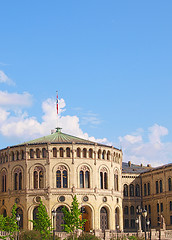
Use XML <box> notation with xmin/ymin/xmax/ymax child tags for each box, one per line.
<box><xmin>16</xmin><ymin>128</ymin><xmax>113</xmax><ymax>147</ymax></box>
<box><xmin>122</xmin><ymin>162</ymin><xmax>152</xmax><ymax>174</ymax></box>
<box><xmin>140</xmin><ymin>162</ymin><xmax>172</xmax><ymax>174</ymax></box>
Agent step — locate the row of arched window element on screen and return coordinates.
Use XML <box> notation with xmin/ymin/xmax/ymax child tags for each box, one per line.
<box><xmin>123</xmin><ymin>184</ymin><xmax>140</xmax><ymax>197</ymax></box>
<box><xmin>1</xmin><ymin>166</ymin><xmax>120</xmax><ymax>192</ymax></box>
<box><xmin>0</xmin><ymin>147</ymin><xmax>121</xmax><ymax>163</ymax></box>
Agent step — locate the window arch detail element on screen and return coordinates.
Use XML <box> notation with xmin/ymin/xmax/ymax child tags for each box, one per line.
<box><xmin>56</xmin><ymin>165</ymin><xmax>68</xmax><ymax>188</ymax></box>
<box><xmin>100</xmin><ymin>167</ymin><xmax>108</xmax><ymax>189</ymax></box>
<box><xmin>34</xmin><ymin>166</ymin><xmax>44</xmax><ymax>189</ymax></box>
<box><xmin>80</xmin><ymin>166</ymin><xmax>90</xmax><ymax>188</ymax></box>
<box><xmin>14</xmin><ymin>168</ymin><xmax>22</xmax><ymax>190</ymax></box>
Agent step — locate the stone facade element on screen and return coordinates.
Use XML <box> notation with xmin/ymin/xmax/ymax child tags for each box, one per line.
<box><xmin>0</xmin><ymin>128</ymin><xmax>123</xmax><ymax>232</ymax></box>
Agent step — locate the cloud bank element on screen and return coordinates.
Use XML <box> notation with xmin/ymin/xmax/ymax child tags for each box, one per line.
<box><xmin>0</xmin><ymin>70</ymin><xmax>14</xmax><ymax>85</ymax></box>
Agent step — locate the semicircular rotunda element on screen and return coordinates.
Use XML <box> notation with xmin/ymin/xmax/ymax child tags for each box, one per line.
<box><xmin>0</xmin><ymin>128</ymin><xmax>123</xmax><ymax>232</ymax></box>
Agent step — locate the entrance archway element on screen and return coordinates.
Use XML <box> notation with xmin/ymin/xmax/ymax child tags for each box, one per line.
<box><xmin>16</xmin><ymin>207</ymin><xmax>23</xmax><ymax>229</ymax></box>
<box><xmin>81</xmin><ymin>205</ymin><xmax>92</xmax><ymax>232</ymax></box>
<box><xmin>56</xmin><ymin>206</ymin><xmax>66</xmax><ymax>232</ymax></box>
<box><xmin>115</xmin><ymin>207</ymin><xmax>119</xmax><ymax>229</ymax></box>
<box><xmin>100</xmin><ymin>207</ymin><xmax>108</xmax><ymax>230</ymax></box>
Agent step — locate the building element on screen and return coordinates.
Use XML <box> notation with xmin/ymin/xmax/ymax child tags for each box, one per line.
<box><xmin>122</xmin><ymin>162</ymin><xmax>172</xmax><ymax>231</ymax></box>
<box><xmin>0</xmin><ymin>128</ymin><xmax>123</xmax><ymax>233</ymax></box>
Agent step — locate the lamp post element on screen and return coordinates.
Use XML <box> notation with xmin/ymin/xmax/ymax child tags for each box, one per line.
<box><xmin>136</xmin><ymin>206</ymin><xmax>142</xmax><ymax>232</ymax></box>
<box><xmin>16</xmin><ymin>214</ymin><xmax>20</xmax><ymax>240</ymax></box>
<box><xmin>142</xmin><ymin>209</ymin><xmax>147</xmax><ymax>240</ymax></box>
<box><xmin>52</xmin><ymin>210</ymin><xmax>56</xmax><ymax>240</ymax></box>
<box><xmin>147</xmin><ymin>220</ymin><xmax>150</xmax><ymax>240</ymax></box>
<box><xmin>135</xmin><ymin>218</ymin><xmax>139</xmax><ymax>237</ymax></box>
<box><xmin>116</xmin><ymin>225</ymin><xmax>119</xmax><ymax>240</ymax></box>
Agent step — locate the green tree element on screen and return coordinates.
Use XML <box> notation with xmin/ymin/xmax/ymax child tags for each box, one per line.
<box><xmin>0</xmin><ymin>204</ymin><xmax>19</xmax><ymax>240</ymax></box>
<box><xmin>30</xmin><ymin>200</ymin><xmax>52</xmax><ymax>240</ymax></box>
<box><xmin>62</xmin><ymin>195</ymin><xmax>87</xmax><ymax>236</ymax></box>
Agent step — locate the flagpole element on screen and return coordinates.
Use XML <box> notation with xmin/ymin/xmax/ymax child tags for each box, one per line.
<box><xmin>56</xmin><ymin>91</ymin><xmax>58</xmax><ymax>129</ymax></box>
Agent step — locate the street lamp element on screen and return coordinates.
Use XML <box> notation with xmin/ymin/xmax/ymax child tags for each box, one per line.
<box><xmin>147</xmin><ymin>220</ymin><xmax>150</xmax><ymax>240</ymax></box>
<box><xmin>116</xmin><ymin>225</ymin><xmax>119</xmax><ymax>240</ymax></box>
<box><xmin>142</xmin><ymin>209</ymin><xmax>147</xmax><ymax>240</ymax></box>
<box><xmin>136</xmin><ymin>206</ymin><xmax>142</xmax><ymax>232</ymax></box>
<box><xmin>52</xmin><ymin>210</ymin><xmax>57</xmax><ymax>240</ymax></box>
<box><xmin>16</xmin><ymin>214</ymin><xmax>20</xmax><ymax>240</ymax></box>
<box><xmin>135</xmin><ymin>218</ymin><xmax>139</xmax><ymax>237</ymax></box>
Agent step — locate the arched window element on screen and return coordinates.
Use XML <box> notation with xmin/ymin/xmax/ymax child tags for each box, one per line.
<box><xmin>102</xmin><ymin>150</ymin><xmax>106</xmax><ymax>160</ymax></box>
<box><xmin>107</xmin><ymin>151</ymin><xmax>110</xmax><ymax>160</ymax></box>
<box><xmin>124</xmin><ymin>206</ymin><xmax>128</xmax><ymax>215</ymax></box>
<box><xmin>160</xmin><ymin>180</ymin><xmax>163</xmax><ymax>193</ymax></box>
<box><xmin>30</xmin><ymin>149</ymin><xmax>34</xmax><ymax>159</ymax></box>
<box><xmin>2</xmin><ymin>209</ymin><xmax>7</xmax><ymax>217</ymax></box>
<box><xmin>36</xmin><ymin>148</ymin><xmax>40</xmax><ymax>158</ymax></box>
<box><xmin>130</xmin><ymin>206</ymin><xmax>134</xmax><ymax>215</ymax></box>
<box><xmin>156</xmin><ymin>181</ymin><xmax>159</xmax><ymax>194</ymax></box>
<box><xmin>77</xmin><ymin>148</ymin><xmax>81</xmax><ymax>157</ymax></box>
<box><xmin>33</xmin><ymin>207</ymin><xmax>39</xmax><ymax>228</ymax></box>
<box><xmin>100</xmin><ymin>167</ymin><xmax>108</xmax><ymax>189</ymax></box>
<box><xmin>42</xmin><ymin>148</ymin><xmax>47</xmax><ymax>158</ymax></box>
<box><xmin>80</xmin><ymin>166</ymin><xmax>90</xmax><ymax>188</ymax></box>
<box><xmin>83</xmin><ymin>148</ymin><xmax>87</xmax><ymax>158</ymax></box>
<box><xmin>114</xmin><ymin>171</ymin><xmax>119</xmax><ymax>191</ymax></box>
<box><xmin>21</xmin><ymin>150</ymin><xmax>25</xmax><ymax>160</ymax></box>
<box><xmin>56</xmin><ymin>166</ymin><xmax>68</xmax><ymax>188</ymax></box>
<box><xmin>16</xmin><ymin>207</ymin><xmax>23</xmax><ymax>229</ymax></box>
<box><xmin>5</xmin><ymin>154</ymin><xmax>8</xmax><ymax>163</ymax></box>
<box><xmin>59</xmin><ymin>148</ymin><xmax>64</xmax><ymax>157</ymax></box>
<box><xmin>135</xmin><ymin>184</ymin><xmax>140</xmax><ymax>197</ymax></box>
<box><xmin>11</xmin><ymin>151</ymin><xmax>15</xmax><ymax>161</ymax></box>
<box><xmin>130</xmin><ymin>184</ymin><xmax>134</xmax><ymax>197</ymax></box>
<box><xmin>98</xmin><ymin>150</ymin><xmax>101</xmax><ymax>159</ymax></box>
<box><xmin>56</xmin><ymin>206</ymin><xmax>67</xmax><ymax>232</ymax></box>
<box><xmin>16</xmin><ymin>151</ymin><xmax>19</xmax><ymax>160</ymax></box>
<box><xmin>2</xmin><ymin>171</ymin><xmax>7</xmax><ymax>192</ymax></box>
<box><xmin>53</xmin><ymin>148</ymin><xmax>57</xmax><ymax>157</ymax></box>
<box><xmin>168</xmin><ymin>178</ymin><xmax>172</xmax><ymax>191</ymax></box>
<box><xmin>34</xmin><ymin>166</ymin><xmax>44</xmax><ymax>189</ymax></box>
<box><xmin>14</xmin><ymin>168</ymin><xmax>22</xmax><ymax>190</ymax></box>
<box><xmin>124</xmin><ymin>184</ymin><xmax>128</xmax><ymax>197</ymax></box>
<box><xmin>100</xmin><ymin>207</ymin><xmax>108</xmax><ymax>230</ymax></box>
<box><xmin>148</xmin><ymin>182</ymin><xmax>150</xmax><ymax>195</ymax></box>
<box><xmin>89</xmin><ymin>149</ymin><xmax>93</xmax><ymax>158</ymax></box>
<box><xmin>66</xmin><ymin>148</ymin><xmax>70</xmax><ymax>157</ymax></box>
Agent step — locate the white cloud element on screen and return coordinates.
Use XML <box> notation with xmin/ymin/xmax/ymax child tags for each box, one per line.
<box><xmin>0</xmin><ymin>97</ymin><xmax>110</xmax><ymax>145</ymax></box>
<box><xmin>0</xmin><ymin>70</ymin><xmax>14</xmax><ymax>85</ymax></box>
<box><xmin>0</xmin><ymin>91</ymin><xmax>32</xmax><ymax>107</ymax></box>
<box><xmin>119</xmin><ymin>124</ymin><xmax>171</xmax><ymax>167</ymax></box>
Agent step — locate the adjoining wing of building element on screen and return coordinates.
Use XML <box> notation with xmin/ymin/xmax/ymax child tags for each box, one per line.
<box><xmin>0</xmin><ymin>128</ymin><xmax>171</xmax><ymax>233</ymax></box>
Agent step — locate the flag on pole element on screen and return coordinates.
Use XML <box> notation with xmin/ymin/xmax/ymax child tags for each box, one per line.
<box><xmin>56</xmin><ymin>91</ymin><xmax>58</xmax><ymax>115</ymax></box>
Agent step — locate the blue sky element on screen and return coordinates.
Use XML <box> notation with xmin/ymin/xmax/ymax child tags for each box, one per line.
<box><xmin>0</xmin><ymin>1</ymin><xmax>172</xmax><ymax>166</ymax></box>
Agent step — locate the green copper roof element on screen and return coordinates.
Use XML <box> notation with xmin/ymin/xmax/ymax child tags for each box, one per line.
<box><xmin>19</xmin><ymin>128</ymin><xmax>97</xmax><ymax>146</ymax></box>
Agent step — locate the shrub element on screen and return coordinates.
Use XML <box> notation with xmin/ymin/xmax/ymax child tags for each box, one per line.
<box><xmin>19</xmin><ymin>230</ymin><xmax>41</xmax><ymax>240</ymax></box>
<box><xmin>78</xmin><ymin>233</ymin><xmax>101</xmax><ymax>240</ymax></box>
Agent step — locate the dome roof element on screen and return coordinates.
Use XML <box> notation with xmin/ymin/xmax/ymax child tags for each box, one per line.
<box><xmin>18</xmin><ymin>128</ymin><xmax>100</xmax><ymax>146</ymax></box>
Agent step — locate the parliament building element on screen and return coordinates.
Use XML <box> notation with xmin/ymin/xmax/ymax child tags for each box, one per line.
<box><xmin>0</xmin><ymin>128</ymin><xmax>171</xmax><ymax>234</ymax></box>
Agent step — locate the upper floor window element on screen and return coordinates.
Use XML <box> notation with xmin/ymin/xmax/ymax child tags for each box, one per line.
<box><xmin>107</xmin><ymin>151</ymin><xmax>110</xmax><ymax>160</ymax></box>
<box><xmin>77</xmin><ymin>148</ymin><xmax>81</xmax><ymax>158</ymax></box>
<box><xmin>80</xmin><ymin>166</ymin><xmax>90</xmax><ymax>188</ymax></box>
<box><xmin>36</xmin><ymin>148</ymin><xmax>40</xmax><ymax>158</ymax></box>
<box><xmin>34</xmin><ymin>166</ymin><xmax>44</xmax><ymax>189</ymax></box>
<box><xmin>89</xmin><ymin>149</ymin><xmax>93</xmax><ymax>158</ymax></box>
<box><xmin>130</xmin><ymin>206</ymin><xmax>134</xmax><ymax>215</ymax></box>
<box><xmin>160</xmin><ymin>180</ymin><xmax>163</xmax><ymax>193</ymax></box>
<box><xmin>170</xmin><ymin>201</ymin><xmax>172</xmax><ymax>211</ymax></box>
<box><xmin>59</xmin><ymin>148</ymin><xmax>64</xmax><ymax>157</ymax></box>
<box><xmin>157</xmin><ymin>203</ymin><xmax>159</xmax><ymax>213</ymax></box>
<box><xmin>11</xmin><ymin>151</ymin><xmax>15</xmax><ymax>161</ymax></box>
<box><xmin>56</xmin><ymin>166</ymin><xmax>68</xmax><ymax>188</ymax></box>
<box><xmin>114</xmin><ymin>171</ymin><xmax>119</xmax><ymax>191</ymax></box>
<box><xmin>98</xmin><ymin>150</ymin><xmax>101</xmax><ymax>159</ymax></box>
<box><xmin>135</xmin><ymin>184</ymin><xmax>140</xmax><ymax>197</ymax></box>
<box><xmin>2</xmin><ymin>171</ymin><xmax>7</xmax><ymax>192</ymax></box>
<box><xmin>124</xmin><ymin>184</ymin><xmax>128</xmax><ymax>197</ymax></box>
<box><xmin>124</xmin><ymin>206</ymin><xmax>128</xmax><ymax>215</ymax></box>
<box><xmin>160</xmin><ymin>203</ymin><xmax>163</xmax><ymax>212</ymax></box>
<box><xmin>16</xmin><ymin>151</ymin><xmax>20</xmax><ymax>160</ymax></box>
<box><xmin>42</xmin><ymin>148</ymin><xmax>47</xmax><ymax>158</ymax></box>
<box><xmin>14</xmin><ymin>168</ymin><xmax>22</xmax><ymax>190</ymax></box>
<box><xmin>102</xmin><ymin>150</ymin><xmax>106</xmax><ymax>160</ymax></box>
<box><xmin>53</xmin><ymin>148</ymin><xmax>57</xmax><ymax>158</ymax></box>
<box><xmin>83</xmin><ymin>148</ymin><xmax>87</xmax><ymax>158</ymax></box>
<box><xmin>148</xmin><ymin>205</ymin><xmax>151</xmax><ymax>214</ymax></box>
<box><xmin>66</xmin><ymin>148</ymin><xmax>70</xmax><ymax>157</ymax></box>
<box><xmin>168</xmin><ymin>178</ymin><xmax>171</xmax><ymax>191</ymax></box>
<box><xmin>30</xmin><ymin>149</ymin><xmax>34</xmax><ymax>159</ymax></box>
<box><xmin>148</xmin><ymin>182</ymin><xmax>150</xmax><ymax>195</ymax></box>
<box><xmin>130</xmin><ymin>184</ymin><xmax>134</xmax><ymax>197</ymax></box>
<box><xmin>144</xmin><ymin>183</ymin><xmax>147</xmax><ymax>196</ymax></box>
<box><xmin>156</xmin><ymin>181</ymin><xmax>159</xmax><ymax>194</ymax></box>
<box><xmin>100</xmin><ymin>167</ymin><xmax>108</xmax><ymax>189</ymax></box>
<box><xmin>21</xmin><ymin>150</ymin><xmax>25</xmax><ymax>160</ymax></box>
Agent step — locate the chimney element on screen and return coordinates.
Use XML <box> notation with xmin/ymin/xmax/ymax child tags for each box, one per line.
<box><xmin>128</xmin><ymin>161</ymin><xmax>131</xmax><ymax>167</ymax></box>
